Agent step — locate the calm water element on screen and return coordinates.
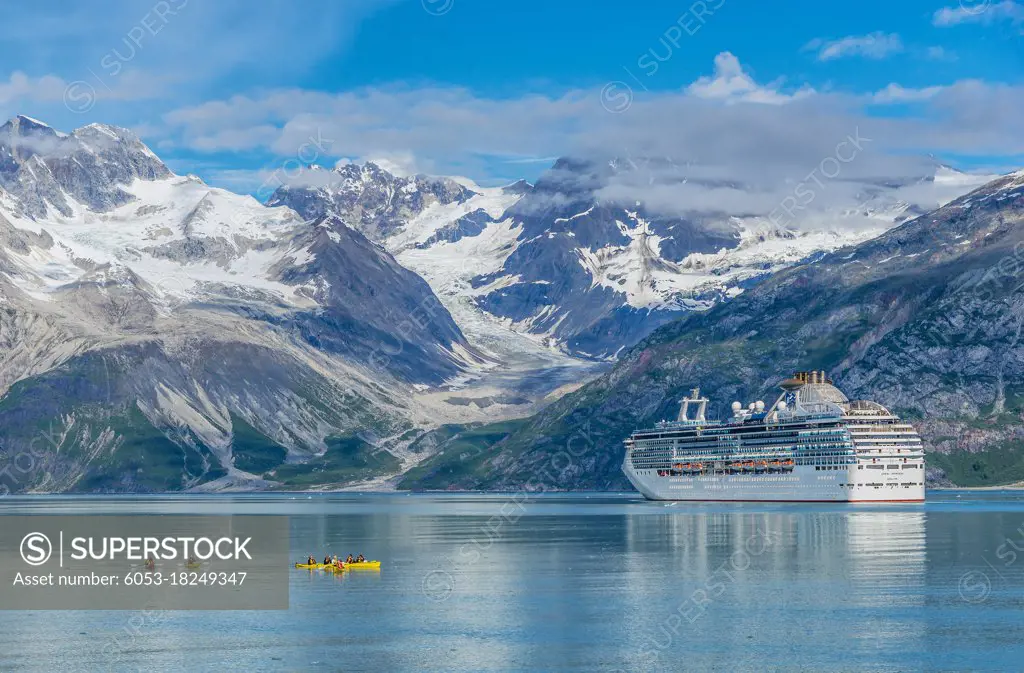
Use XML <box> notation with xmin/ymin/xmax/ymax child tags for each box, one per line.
<box><xmin>0</xmin><ymin>491</ymin><xmax>1022</xmax><ymax>672</ymax></box>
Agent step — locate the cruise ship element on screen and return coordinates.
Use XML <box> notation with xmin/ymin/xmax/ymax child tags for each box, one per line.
<box><xmin>622</xmin><ymin>371</ymin><xmax>925</xmax><ymax>502</ymax></box>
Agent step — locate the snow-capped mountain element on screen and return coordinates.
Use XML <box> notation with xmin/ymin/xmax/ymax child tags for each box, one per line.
<box><xmin>272</xmin><ymin>156</ymin><xmax>998</xmax><ymax>359</ymax></box>
<box><xmin>0</xmin><ymin>116</ymin><xmax>487</xmax><ymax>492</ymax></box>
<box><xmin>267</xmin><ymin>162</ymin><xmax>478</xmax><ymax>243</ymax></box>
<box><xmin>419</xmin><ymin>169</ymin><xmax>1024</xmax><ymax>492</ymax></box>
<box><xmin>0</xmin><ymin>115</ymin><xmax>169</xmax><ymax>218</ymax></box>
<box><xmin>270</xmin><ymin>163</ymin><xmax>579</xmax><ymax>383</ymax></box>
<box><xmin>0</xmin><ymin>114</ymin><xmax>1002</xmax><ymax>493</ymax></box>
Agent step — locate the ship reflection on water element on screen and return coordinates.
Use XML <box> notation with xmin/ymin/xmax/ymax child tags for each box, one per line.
<box><xmin>620</xmin><ymin>507</ymin><xmax>928</xmax><ymax>669</ymax></box>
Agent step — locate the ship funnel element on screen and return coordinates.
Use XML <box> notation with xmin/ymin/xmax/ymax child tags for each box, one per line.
<box><xmin>780</xmin><ymin>375</ymin><xmax>804</xmax><ymax>391</ymax></box>
<box><xmin>677</xmin><ymin>387</ymin><xmax>710</xmax><ymax>422</ymax></box>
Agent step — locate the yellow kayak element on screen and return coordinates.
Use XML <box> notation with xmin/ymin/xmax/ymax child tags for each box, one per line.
<box><xmin>345</xmin><ymin>561</ymin><xmax>381</xmax><ymax>570</ymax></box>
<box><xmin>186</xmin><ymin>562</ymin><xmax>202</xmax><ymax>569</ymax></box>
<box><xmin>294</xmin><ymin>561</ymin><xmax>381</xmax><ymax>570</ymax></box>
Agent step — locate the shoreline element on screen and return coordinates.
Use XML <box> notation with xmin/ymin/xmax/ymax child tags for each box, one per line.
<box><xmin>5</xmin><ymin>486</ymin><xmax>1024</xmax><ymax>496</ymax></box>
<box><xmin>930</xmin><ymin>484</ymin><xmax>1024</xmax><ymax>491</ymax></box>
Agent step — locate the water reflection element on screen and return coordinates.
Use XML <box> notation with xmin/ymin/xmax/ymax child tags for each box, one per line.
<box><xmin>617</xmin><ymin>508</ymin><xmax>927</xmax><ymax>671</ymax></box>
<box><xmin>1</xmin><ymin>494</ymin><xmax>1023</xmax><ymax>672</ymax></box>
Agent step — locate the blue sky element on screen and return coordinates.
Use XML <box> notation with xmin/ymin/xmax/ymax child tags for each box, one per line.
<box><xmin>1</xmin><ymin>0</ymin><xmax>1021</xmax><ymax>193</ymax></box>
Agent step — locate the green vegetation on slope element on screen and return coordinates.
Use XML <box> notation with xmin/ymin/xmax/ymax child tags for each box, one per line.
<box><xmin>229</xmin><ymin>413</ymin><xmax>289</xmax><ymax>474</ymax></box>
<box><xmin>928</xmin><ymin>444</ymin><xmax>1024</xmax><ymax>487</ymax></box>
<box><xmin>79</xmin><ymin>406</ymin><xmax>227</xmax><ymax>492</ymax></box>
<box><xmin>271</xmin><ymin>434</ymin><xmax>401</xmax><ymax>487</ymax></box>
<box><xmin>398</xmin><ymin>419</ymin><xmax>529</xmax><ymax>490</ymax></box>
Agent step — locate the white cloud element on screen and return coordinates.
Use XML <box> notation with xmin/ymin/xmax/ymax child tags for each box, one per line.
<box><xmin>0</xmin><ymin>0</ymin><xmax>399</xmax><ymax>134</ymax></box>
<box><xmin>933</xmin><ymin>0</ymin><xmax>1024</xmax><ymax>25</ymax></box>
<box><xmin>145</xmin><ymin>50</ymin><xmax>1024</xmax><ymax>223</ymax></box>
<box><xmin>804</xmin><ymin>32</ymin><xmax>904</xmax><ymax>61</ymax></box>
<box><xmin>350</xmin><ymin>152</ymin><xmax>422</xmax><ymax>177</ymax></box>
<box><xmin>502</xmin><ymin>155</ymin><xmax>560</xmax><ymax>165</ymax></box>
<box><xmin>925</xmin><ymin>46</ymin><xmax>956</xmax><ymax>60</ymax></box>
<box><xmin>0</xmin><ymin>0</ymin><xmax>399</xmax><ymax>89</ymax></box>
<box><xmin>198</xmin><ymin>167</ymin><xmax>278</xmax><ymax>194</ymax></box>
<box><xmin>0</xmin><ymin>68</ymin><xmax>189</xmax><ymax>128</ymax></box>
<box><xmin>870</xmin><ymin>83</ymin><xmax>946</xmax><ymax>104</ymax></box>
<box><xmin>0</xmin><ymin>72</ymin><xmax>66</xmax><ymax>105</ymax></box>
<box><xmin>186</xmin><ymin>125</ymin><xmax>281</xmax><ymax>152</ymax></box>
<box><xmin>685</xmin><ymin>52</ymin><xmax>815</xmax><ymax>105</ymax></box>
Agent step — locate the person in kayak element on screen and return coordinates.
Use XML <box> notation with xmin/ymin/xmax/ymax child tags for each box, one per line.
<box><xmin>187</xmin><ymin>555</ymin><xmax>198</xmax><ymax>566</ymax></box>
<box><xmin>307</xmin><ymin>555</ymin><xmax>316</xmax><ymax>565</ymax></box>
<box><xmin>323</xmin><ymin>554</ymin><xmax>331</xmax><ymax>565</ymax></box>
<box><xmin>356</xmin><ymin>554</ymin><xmax>365</xmax><ymax>563</ymax></box>
<box><xmin>145</xmin><ymin>557</ymin><xmax>155</xmax><ymax>570</ymax></box>
<box><xmin>346</xmin><ymin>554</ymin><xmax>354</xmax><ymax>564</ymax></box>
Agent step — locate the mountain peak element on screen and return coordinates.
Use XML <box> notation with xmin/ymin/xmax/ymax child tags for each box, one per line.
<box><xmin>502</xmin><ymin>179</ymin><xmax>534</xmax><ymax>195</ymax></box>
<box><xmin>269</xmin><ymin>161</ymin><xmax>479</xmax><ymax>244</ymax></box>
<box><xmin>71</xmin><ymin>123</ymin><xmax>157</xmax><ymax>155</ymax></box>
<box><xmin>75</xmin><ymin>122</ymin><xmax>131</xmax><ymax>140</ymax></box>
<box><xmin>10</xmin><ymin>114</ymin><xmax>53</xmax><ymax>129</ymax></box>
<box><xmin>0</xmin><ymin>117</ymin><xmax>170</xmax><ymax>218</ymax></box>
<box><xmin>1</xmin><ymin>115</ymin><xmax>59</xmax><ymax>140</ymax></box>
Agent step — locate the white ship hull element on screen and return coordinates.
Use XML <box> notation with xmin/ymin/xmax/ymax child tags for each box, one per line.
<box><xmin>623</xmin><ymin>462</ymin><xmax>925</xmax><ymax>502</ymax></box>
<box><xmin>623</xmin><ymin>373</ymin><xmax>926</xmax><ymax>503</ymax></box>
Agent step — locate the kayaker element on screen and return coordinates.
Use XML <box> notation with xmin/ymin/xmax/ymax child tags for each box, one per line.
<box><xmin>323</xmin><ymin>554</ymin><xmax>331</xmax><ymax>565</ymax></box>
<box><xmin>346</xmin><ymin>554</ymin><xmax>354</xmax><ymax>564</ymax></box>
<box><xmin>356</xmin><ymin>554</ymin><xmax>365</xmax><ymax>563</ymax></box>
<box><xmin>307</xmin><ymin>555</ymin><xmax>316</xmax><ymax>565</ymax></box>
<box><xmin>145</xmin><ymin>557</ymin><xmax>155</xmax><ymax>570</ymax></box>
<box><xmin>187</xmin><ymin>555</ymin><xmax>198</xmax><ymax>566</ymax></box>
